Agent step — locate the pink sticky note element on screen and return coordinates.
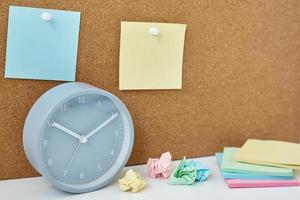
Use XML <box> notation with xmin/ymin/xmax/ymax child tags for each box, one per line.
<box><xmin>226</xmin><ymin>179</ymin><xmax>300</xmax><ymax>188</ymax></box>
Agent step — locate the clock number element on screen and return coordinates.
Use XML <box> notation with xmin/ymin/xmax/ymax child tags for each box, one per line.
<box><xmin>60</xmin><ymin>104</ymin><xmax>67</xmax><ymax>112</ymax></box>
<box><xmin>110</xmin><ymin>150</ymin><xmax>115</xmax><ymax>156</ymax></box>
<box><xmin>79</xmin><ymin>172</ymin><xmax>84</xmax><ymax>179</ymax></box>
<box><xmin>63</xmin><ymin>170</ymin><xmax>67</xmax><ymax>177</ymax></box>
<box><xmin>48</xmin><ymin>159</ymin><xmax>53</xmax><ymax>166</ymax></box>
<box><xmin>47</xmin><ymin>120</ymin><xmax>53</xmax><ymax>127</ymax></box>
<box><xmin>110</xmin><ymin>112</ymin><xmax>116</xmax><ymax>116</ymax></box>
<box><xmin>115</xmin><ymin>130</ymin><xmax>119</xmax><ymax>138</ymax></box>
<box><xmin>97</xmin><ymin>165</ymin><xmax>102</xmax><ymax>172</ymax></box>
<box><xmin>79</xmin><ymin>96</ymin><xmax>86</xmax><ymax>104</ymax></box>
<box><xmin>42</xmin><ymin>140</ymin><xmax>48</xmax><ymax>147</ymax></box>
<box><xmin>98</xmin><ymin>100</ymin><xmax>102</xmax><ymax>107</ymax></box>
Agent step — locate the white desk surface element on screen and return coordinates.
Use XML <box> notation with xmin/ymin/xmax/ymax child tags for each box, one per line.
<box><xmin>1</xmin><ymin>156</ymin><xmax>300</xmax><ymax>200</ymax></box>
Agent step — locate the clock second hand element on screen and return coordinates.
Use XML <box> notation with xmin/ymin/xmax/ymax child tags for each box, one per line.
<box><xmin>64</xmin><ymin>141</ymin><xmax>81</xmax><ymax>176</ymax></box>
<box><xmin>61</xmin><ymin>113</ymin><xmax>118</xmax><ymax>177</ymax></box>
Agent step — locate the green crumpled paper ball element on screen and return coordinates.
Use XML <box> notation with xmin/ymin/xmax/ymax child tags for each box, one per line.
<box><xmin>168</xmin><ymin>157</ymin><xmax>210</xmax><ymax>185</ymax></box>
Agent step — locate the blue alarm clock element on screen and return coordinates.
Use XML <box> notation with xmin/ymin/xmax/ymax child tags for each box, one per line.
<box><xmin>23</xmin><ymin>82</ymin><xmax>134</xmax><ymax>193</ymax></box>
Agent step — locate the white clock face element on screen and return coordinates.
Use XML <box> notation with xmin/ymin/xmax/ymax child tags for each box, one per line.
<box><xmin>41</xmin><ymin>94</ymin><xmax>124</xmax><ymax>184</ymax></box>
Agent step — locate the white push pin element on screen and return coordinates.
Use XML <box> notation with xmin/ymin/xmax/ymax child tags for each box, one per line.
<box><xmin>148</xmin><ymin>27</ymin><xmax>160</xmax><ymax>36</ymax></box>
<box><xmin>41</xmin><ymin>12</ymin><xmax>52</xmax><ymax>21</ymax></box>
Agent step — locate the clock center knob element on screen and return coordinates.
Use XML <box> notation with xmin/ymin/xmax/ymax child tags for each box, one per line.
<box><xmin>79</xmin><ymin>136</ymin><xmax>88</xmax><ymax>144</ymax></box>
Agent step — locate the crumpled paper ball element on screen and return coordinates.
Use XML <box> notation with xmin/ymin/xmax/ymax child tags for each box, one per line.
<box><xmin>168</xmin><ymin>157</ymin><xmax>210</xmax><ymax>185</ymax></box>
<box><xmin>118</xmin><ymin>169</ymin><xmax>146</xmax><ymax>192</ymax></box>
<box><xmin>147</xmin><ymin>151</ymin><xmax>172</xmax><ymax>178</ymax></box>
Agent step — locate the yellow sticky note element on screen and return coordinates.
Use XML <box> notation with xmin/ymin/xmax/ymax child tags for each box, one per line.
<box><xmin>234</xmin><ymin>139</ymin><xmax>300</xmax><ymax>170</ymax></box>
<box><xmin>119</xmin><ymin>21</ymin><xmax>187</xmax><ymax>90</ymax></box>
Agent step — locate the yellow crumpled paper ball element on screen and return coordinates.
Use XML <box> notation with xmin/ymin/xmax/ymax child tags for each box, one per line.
<box><xmin>118</xmin><ymin>169</ymin><xmax>146</xmax><ymax>192</ymax></box>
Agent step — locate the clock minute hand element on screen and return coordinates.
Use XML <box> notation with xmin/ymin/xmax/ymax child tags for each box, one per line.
<box><xmin>86</xmin><ymin>113</ymin><xmax>118</xmax><ymax>140</ymax></box>
<box><xmin>51</xmin><ymin>121</ymin><xmax>81</xmax><ymax>140</ymax></box>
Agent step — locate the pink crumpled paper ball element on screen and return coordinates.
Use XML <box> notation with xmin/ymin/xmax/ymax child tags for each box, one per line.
<box><xmin>147</xmin><ymin>151</ymin><xmax>172</xmax><ymax>178</ymax></box>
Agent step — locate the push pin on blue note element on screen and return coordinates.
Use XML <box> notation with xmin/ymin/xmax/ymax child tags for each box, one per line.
<box><xmin>148</xmin><ymin>27</ymin><xmax>160</xmax><ymax>36</ymax></box>
<box><xmin>41</xmin><ymin>12</ymin><xmax>52</xmax><ymax>21</ymax></box>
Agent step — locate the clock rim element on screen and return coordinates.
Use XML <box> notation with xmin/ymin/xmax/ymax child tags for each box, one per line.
<box><xmin>23</xmin><ymin>82</ymin><xmax>134</xmax><ymax>193</ymax></box>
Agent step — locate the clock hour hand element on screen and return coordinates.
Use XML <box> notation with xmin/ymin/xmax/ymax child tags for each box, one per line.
<box><xmin>51</xmin><ymin>121</ymin><xmax>81</xmax><ymax>140</ymax></box>
<box><xmin>86</xmin><ymin>113</ymin><xmax>118</xmax><ymax>140</ymax></box>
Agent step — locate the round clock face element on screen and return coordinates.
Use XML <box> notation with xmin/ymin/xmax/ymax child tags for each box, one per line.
<box><xmin>41</xmin><ymin>93</ymin><xmax>124</xmax><ymax>185</ymax></box>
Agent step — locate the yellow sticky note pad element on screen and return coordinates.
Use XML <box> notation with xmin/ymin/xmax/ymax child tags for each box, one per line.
<box><xmin>119</xmin><ymin>21</ymin><xmax>187</xmax><ymax>90</ymax></box>
<box><xmin>234</xmin><ymin>139</ymin><xmax>300</xmax><ymax>170</ymax></box>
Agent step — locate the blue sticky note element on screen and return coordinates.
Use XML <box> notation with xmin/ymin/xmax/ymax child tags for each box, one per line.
<box><xmin>215</xmin><ymin>153</ymin><xmax>293</xmax><ymax>180</ymax></box>
<box><xmin>5</xmin><ymin>6</ymin><xmax>80</xmax><ymax>81</ymax></box>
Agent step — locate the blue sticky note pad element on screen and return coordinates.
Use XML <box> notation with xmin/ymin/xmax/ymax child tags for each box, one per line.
<box><xmin>5</xmin><ymin>6</ymin><xmax>80</xmax><ymax>81</ymax></box>
<box><xmin>215</xmin><ymin>153</ymin><xmax>292</xmax><ymax>180</ymax></box>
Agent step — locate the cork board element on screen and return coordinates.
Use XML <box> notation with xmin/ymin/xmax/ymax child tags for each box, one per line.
<box><xmin>1</xmin><ymin>0</ymin><xmax>300</xmax><ymax>180</ymax></box>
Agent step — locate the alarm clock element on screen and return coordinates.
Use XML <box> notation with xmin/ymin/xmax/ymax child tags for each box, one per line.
<box><xmin>23</xmin><ymin>82</ymin><xmax>134</xmax><ymax>193</ymax></box>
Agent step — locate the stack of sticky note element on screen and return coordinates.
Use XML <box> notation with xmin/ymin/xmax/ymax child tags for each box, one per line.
<box><xmin>216</xmin><ymin>139</ymin><xmax>300</xmax><ymax>188</ymax></box>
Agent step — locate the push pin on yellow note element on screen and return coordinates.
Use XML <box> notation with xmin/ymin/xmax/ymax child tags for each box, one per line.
<box><xmin>148</xmin><ymin>27</ymin><xmax>160</xmax><ymax>36</ymax></box>
<box><xmin>41</xmin><ymin>12</ymin><xmax>52</xmax><ymax>21</ymax></box>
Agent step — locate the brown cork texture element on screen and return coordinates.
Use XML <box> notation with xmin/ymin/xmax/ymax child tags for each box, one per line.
<box><xmin>1</xmin><ymin>0</ymin><xmax>300</xmax><ymax>180</ymax></box>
